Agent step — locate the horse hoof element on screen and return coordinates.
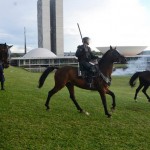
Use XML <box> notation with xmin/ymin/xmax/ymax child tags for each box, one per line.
<box><xmin>79</xmin><ymin>110</ymin><xmax>90</xmax><ymax>116</ymax></box>
<box><xmin>84</xmin><ymin>111</ymin><xmax>90</xmax><ymax>116</ymax></box>
<box><xmin>45</xmin><ymin>104</ymin><xmax>50</xmax><ymax>110</ymax></box>
<box><xmin>111</xmin><ymin>107</ymin><xmax>115</xmax><ymax>112</ymax></box>
<box><xmin>107</xmin><ymin>114</ymin><xmax>112</xmax><ymax>118</ymax></box>
<box><xmin>46</xmin><ymin>106</ymin><xmax>50</xmax><ymax>110</ymax></box>
<box><xmin>46</xmin><ymin>107</ymin><xmax>50</xmax><ymax>111</ymax></box>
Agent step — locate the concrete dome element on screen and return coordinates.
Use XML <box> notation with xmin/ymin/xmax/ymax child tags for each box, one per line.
<box><xmin>96</xmin><ymin>46</ymin><xmax>147</xmax><ymax>56</ymax></box>
<box><xmin>23</xmin><ymin>48</ymin><xmax>57</xmax><ymax>59</ymax></box>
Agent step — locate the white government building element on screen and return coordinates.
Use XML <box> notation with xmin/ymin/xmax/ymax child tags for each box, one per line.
<box><xmin>11</xmin><ymin>48</ymin><xmax>77</xmax><ymax>72</ymax></box>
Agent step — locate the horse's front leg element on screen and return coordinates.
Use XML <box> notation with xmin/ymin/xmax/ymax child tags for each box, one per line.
<box><xmin>98</xmin><ymin>90</ymin><xmax>111</xmax><ymax>118</ymax></box>
<box><xmin>106</xmin><ymin>89</ymin><xmax>116</xmax><ymax>111</ymax></box>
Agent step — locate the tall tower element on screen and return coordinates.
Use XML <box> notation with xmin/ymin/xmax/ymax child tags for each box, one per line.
<box><xmin>50</xmin><ymin>0</ymin><xmax>64</xmax><ymax>56</ymax></box>
<box><xmin>37</xmin><ymin>0</ymin><xmax>51</xmax><ymax>51</ymax></box>
<box><xmin>37</xmin><ymin>0</ymin><xmax>64</xmax><ymax>56</ymax></box>
<box><xmin>24</xmin><ymin>27</ymin><xmax>27</xmax><ymax>54</ymax></box>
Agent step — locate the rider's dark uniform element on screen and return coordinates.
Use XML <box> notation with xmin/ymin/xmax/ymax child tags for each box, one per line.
<box><xmin>75</xmin><ymin>37</ymin><xmax>98</xmax><ymax>87</ymax></box>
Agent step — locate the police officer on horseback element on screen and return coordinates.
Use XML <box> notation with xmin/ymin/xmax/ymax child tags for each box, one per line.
<box><xmin>75</xmin><ymin>37</ymin><xmax>98</xmax><ymax>88</ymax></box>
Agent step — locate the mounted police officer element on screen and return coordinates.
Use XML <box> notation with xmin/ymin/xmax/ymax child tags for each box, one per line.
<box><xmin>75</xmin><ymin>37</ymin><xmax>98</xmax><ymax>88</ymax></box>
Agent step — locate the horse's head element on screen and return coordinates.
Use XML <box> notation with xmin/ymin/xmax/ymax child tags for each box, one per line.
<box><xmin>0</xmin><ymin>43</ymin><xmax>12</xmax><ymax>68</ymax></box>
<box><xmin>99</xmin><ymin>46</ymin><xmax>126</xmax><ymax>64</ymax></box>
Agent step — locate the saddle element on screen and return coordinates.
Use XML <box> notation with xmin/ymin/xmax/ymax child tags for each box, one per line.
<box><xmin>77</xmin><ymin>63</ymin><xmax>111</xmax><ymax>86</ymax></box>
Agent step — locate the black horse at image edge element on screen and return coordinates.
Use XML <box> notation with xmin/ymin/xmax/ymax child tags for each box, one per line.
<box><xmin>129</xmin><ymin>71</ymin><xmax>150</xmax><ymax>102</ymax></box>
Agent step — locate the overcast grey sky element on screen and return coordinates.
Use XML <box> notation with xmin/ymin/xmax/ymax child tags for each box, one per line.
<box><xmin>0</xmin><ymin>0</ymin><xmax>150</xmax><ymax>53</ymax></box>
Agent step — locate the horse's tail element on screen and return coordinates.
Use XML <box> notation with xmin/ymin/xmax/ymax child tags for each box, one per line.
<box><xmin>38</xmin><ymin>66</ymin><xmax>58</xmax><ymax>88</ymax></box>
<box><xmin>129</xmin><ymin>72</ymin><xmax>140</xmax><ymax>87</ymax></box>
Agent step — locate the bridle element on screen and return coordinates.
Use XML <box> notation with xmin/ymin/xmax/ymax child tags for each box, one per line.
<box><xmin>97</xmin><ymin>49</ymin><xmax>125</xmax><ymax>86</ymax></box>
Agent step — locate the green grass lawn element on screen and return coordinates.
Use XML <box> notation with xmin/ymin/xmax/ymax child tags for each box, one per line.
<box><xmin>1</xmin><ymin>66</ymin><xmax>150</xmax><ymax>150</ymax></box>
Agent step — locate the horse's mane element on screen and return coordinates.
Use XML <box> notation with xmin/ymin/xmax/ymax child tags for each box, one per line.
<box><xmin>98</xmin><ymin>49</ymin><xmax>111</xmax><ymax>65</ymax></box>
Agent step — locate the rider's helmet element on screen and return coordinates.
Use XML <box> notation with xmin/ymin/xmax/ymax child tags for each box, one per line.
<box><xmin>82</xmin><ymin>37</ymin><xmax>90</xmax><ymax>45</ymax></box>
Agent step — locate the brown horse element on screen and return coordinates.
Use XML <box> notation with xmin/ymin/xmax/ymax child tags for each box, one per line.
<box><xmin>129</xmin><ymin>71</ymin><xmax>150</xmax><ymax>102</ymax></box>
<box><xmin>39</xmin><ymin>46</ymin><xmax>126</xmax><ymax>117</ymax></box>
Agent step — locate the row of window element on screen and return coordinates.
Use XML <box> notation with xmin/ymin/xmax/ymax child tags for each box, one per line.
<box><xmin>18</xmin><ymin>59</ymin><xmax>78</xmax><ymax>66</ymax></box>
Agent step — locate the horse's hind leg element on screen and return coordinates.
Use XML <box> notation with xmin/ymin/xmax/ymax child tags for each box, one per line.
<box><xmin>45</xmin><ymin>87</ymin><xmax>58</xmax><ymax>110</ymax></box>
<box><xmin>66</xmin><ymin>82</ymin><xmax>83</xmax><ymax>113</ymax></box>
<box><xmin>142</xmin><ymin>85</ymin><xmax>150</xmax><ymax>102</ymax></box>
<box><xmin>134</xmin><ymin>83</ymin><xmax>143</xmax><ymax>101</ymax></box>
<box><xmin>45</xmin><ymin>83</ymin><xmax>65</xmax><ymax>110</ymax></box>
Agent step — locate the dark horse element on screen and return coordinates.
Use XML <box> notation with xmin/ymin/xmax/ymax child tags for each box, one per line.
<box><xmin>129</xmin><ymin>71</ymin><xmax>150</xmax><ymax>102</ymax></box>
<box><xmin>0</xmin><ymin>43</ymin><xmax>12</xmax><ymax>90</ymax></box>
<box><xmin>38</xmin><ymin>46</ymin><xmax>126</xmax><ymax>117</ymax></box>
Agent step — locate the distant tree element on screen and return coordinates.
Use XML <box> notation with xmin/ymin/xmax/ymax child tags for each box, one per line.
<box><xmin>91</xmin><ymin>50</ymin><xmax>103</xmax><ymax>56</ymax></box>
<box><xmin>11</xmin><ymin>53</ymin><xmax>24</xmax><ymax>57</ymax></box>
